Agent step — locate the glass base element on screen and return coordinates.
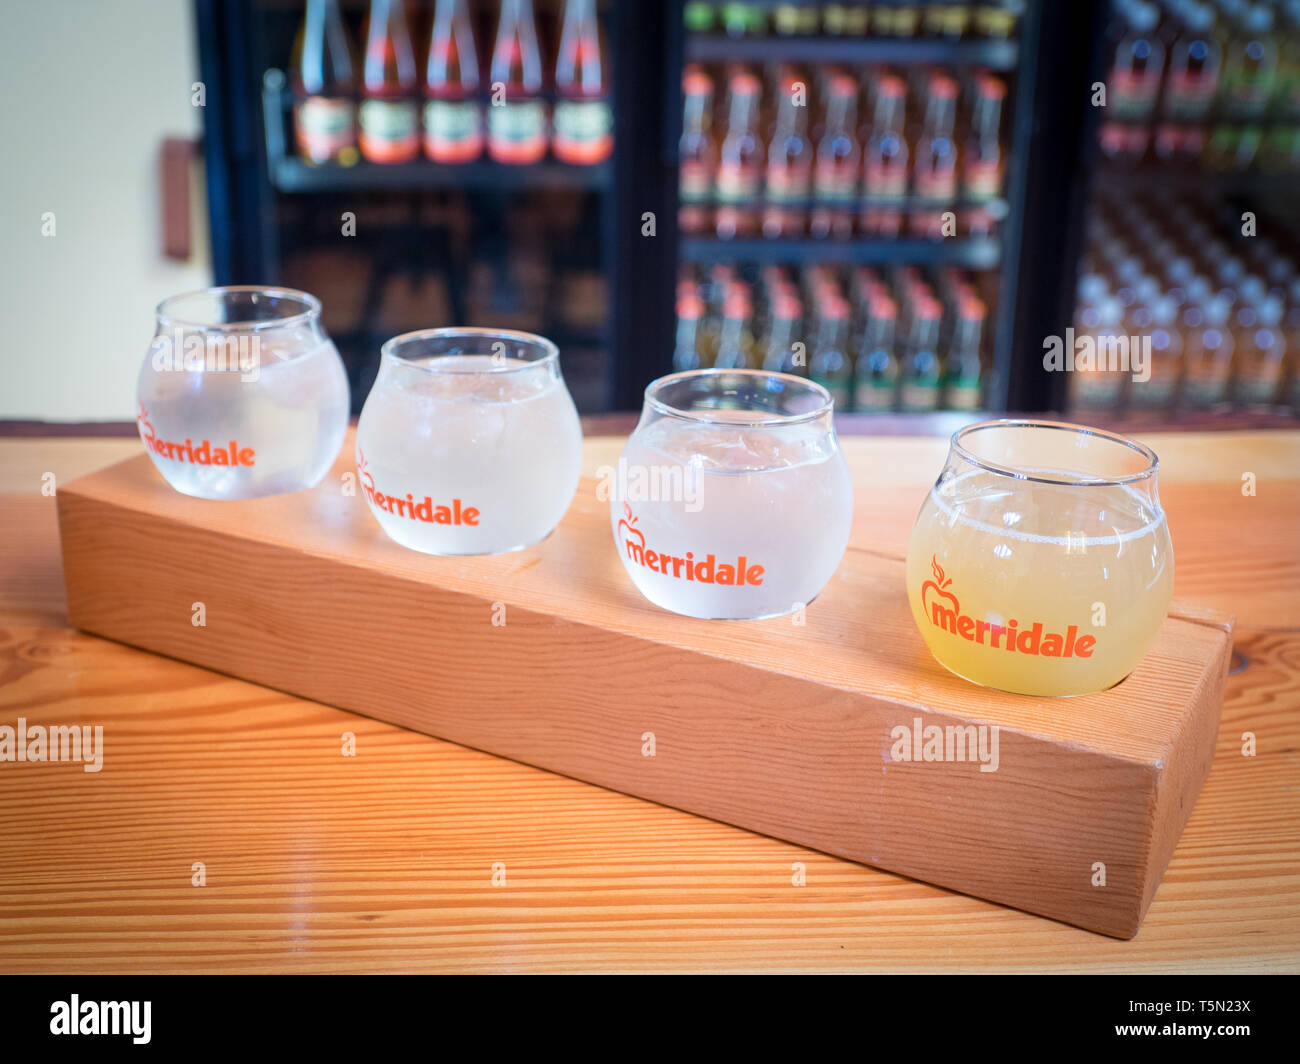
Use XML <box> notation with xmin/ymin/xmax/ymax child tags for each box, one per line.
<box><xmin>927</xmin><ymin>651</ymin><xmax>1132</xmax><ymax>699</ymax></box>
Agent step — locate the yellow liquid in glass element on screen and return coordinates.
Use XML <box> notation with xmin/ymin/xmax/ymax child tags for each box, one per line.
<box><xmin>906</xmin><ymin>469</ymin><xmax>1174</xmax><ymax>696</ymax></box>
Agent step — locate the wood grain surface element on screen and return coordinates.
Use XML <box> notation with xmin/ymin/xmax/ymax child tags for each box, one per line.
<box><xmin>54</xmin><ymin>447</ymin><xmax>1235</xmax><ymax>937</ymax></box>
<box><xmin>1</xmin><ymin>430</ymin><xmax>1298</xmax><ymax>972</ymax></box>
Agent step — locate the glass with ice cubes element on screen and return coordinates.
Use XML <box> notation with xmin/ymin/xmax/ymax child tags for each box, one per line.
<box><xmin>611</xmin><ymin>368</ymin><xmax>854</xmax><ymax>619</ymax></box>
<box><xmin>356</xmin><ymin>328</ymin><xmax>582</xmax><ymax>555</ymax></box>
<box><xmin>136</xmin><ymin>286</ymin><xmax>349</xmax><ymax>499</ymax></box>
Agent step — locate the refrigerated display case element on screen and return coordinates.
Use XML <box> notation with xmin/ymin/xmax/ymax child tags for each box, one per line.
<box><xmin>192</xmin><ymin>0</ymin><xmax>1111</xmax><ymax>416</ymax></box>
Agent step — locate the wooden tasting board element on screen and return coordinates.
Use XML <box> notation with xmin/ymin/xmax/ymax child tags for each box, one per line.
<box><xmin>55</xmin><ymin>435</ymin><xmax>1232</xmax><ymax>939</ymax></box>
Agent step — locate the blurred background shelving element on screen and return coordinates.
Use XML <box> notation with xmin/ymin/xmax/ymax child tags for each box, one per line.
<box><xmin>193</xmin><ymin>0</ymin><xmax>1300</xmax><ymax>423</ymax></box>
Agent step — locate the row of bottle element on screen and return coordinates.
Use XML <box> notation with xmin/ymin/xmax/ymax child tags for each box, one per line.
<box><xmin>675</xmin><ymin>262</ymin><xmax>990</xmax><ymax>412</ymax></box>
<box><xmin>1071</xmin><ymin>192</ymin><xmax>1300</xmax><ymax>411</ymax></box>
<box><xmin>1102</xmin><ymin>0</ymin><xmax>1300</xmax><ymax>168</ymax></box>
<box><xmin>683</xmin><ymin>0</ymin><xmax>1024</xmax><ymax>40</ymax></box>
<box><xmin>290</xmin><ymin>0</ymin><xmax>611</xmax><ymax>167</ymax></box>
<box><xmin>681</xmin><ymin>65</ymin><xmax>1007</xmax><ymax>239</ymax></box>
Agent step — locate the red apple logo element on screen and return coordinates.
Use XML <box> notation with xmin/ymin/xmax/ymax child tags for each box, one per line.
<box><xmin>920</xmin><ymin>555</ymin><xmax>960</xmax><ymax>619</ymax></box>
<box><xmin>136</xmin><ymin>401</ymin><xmax>155</xmax><ymax>444</ymax></box>
<box><xmin>617</xmin><ymin>502</ymin><xmax>644</xmax><ymax>551</ymax></box>
<box><xmin>356</xmin><ymin>447</ymin><xmax>375</xmax><ymax>496</ymax></box>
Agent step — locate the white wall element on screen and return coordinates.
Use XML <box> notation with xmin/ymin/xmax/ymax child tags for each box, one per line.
<box><xmin>0</xmin><ymin>0</ymin><xmax>213</xmax><ymax>421</ymax></box>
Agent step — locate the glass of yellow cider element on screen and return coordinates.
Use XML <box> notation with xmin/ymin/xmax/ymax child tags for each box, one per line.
<box><xmin>906</xmin><ymin>420</ymin><xmax>1174</xmax><ymax>697</ymax></box>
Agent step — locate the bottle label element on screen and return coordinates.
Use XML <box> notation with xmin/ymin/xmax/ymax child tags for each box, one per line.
<box><xmin>765</xmin><ymin>165</ymin><xmax>811</xmax><ymax>203</ymax></box>
<box><xmin>813</xmin><ymin>376</ymin><xmax>851</xmax><ymax>410</ymax></box>
<box><xmin>1165</xmin><ymin>71</ymin><xmax>1218</xmax><ymax>121</ymax></box>
<box><xmin>423</xmin><ymin>99</ymin><xmax>484</xmax><ymax>163</ymax></box>
<box><xmin>1073</xmin><ymin>371</ymin><xmax>1124</xmax><ymax>407</ymax></box>
<box><xmin>553</xmin><ymin>100</ymin><xmax>613</xmax><ymax>164</ymax></box>
<box><xmin>864</xmin><ymin>160</ymin><xmax>908</xmax><ymax>204</ymax></box>
<box><xmin>487</xmin><ymin>100</ymin><xmax>549</xmax><ymax>163</ymax></box>
<box><xmin>716</xmin><ymin>160</ymin><xmax>761</xmax><ymax>203</ymax></box>
<box><xmin>1224</xmin><ymin>73</ymin><xmax>1274</xmax><ymax>117</ymax></box>
<box><xmin>359</xmin><ymin>99</ymin><xmax>419</xmax><ymax>163</ymax></box>
<box><xmin>1237</xmin><ymin>371</ymin><xmax>1282</xmax><ymax>405</ymax></box>
<box><xmin>914</xmin><ymin>167</ymin><xmax>957</xmax><ymax>204</ymax></box>
<box><xmin>945</xmin><ymin>379</ymin><xmax>982</xmax><ymax>411</ymax></box>
<box><xmin>1109</xmin><ymin>69</ymin><xmax>1162</xmax><ymax>121</ymax></box>
<box><xmin>681</xmin><ymin>160</ymin><xmax>713</xmax><ymax>203</ymax></box>
<box><xmin>295</xmin><ymin>97</ymin><xmax>356</xmax><ymax>162</ymax></box>
<box><xmin>1183</xmin><ymin>377</ymin><xmax>1227</xmax><ymax>406</ymax></box>
<box><xmin>854</xmin><ymin>379</ymin><xmax>896</xmax><ymax>411</ymax></box>
<box><xmin>1130</xmin><ymin>378</ymin><xmax>1176</xmax><ymax>408</ymax></box>
<box><xmin>814</xmin><ymin>159</ymin><xmax>858</xmax><ymax>204</ymax></box>
<box><xmin>901</xmin><ymin>381</ymin><xmax>940</xmax><ymax>411</ymax></box>
<box><xmin>963</xmin><ymin>158</ymin><xmax>1003</xmax><ymax>201</ymax></box>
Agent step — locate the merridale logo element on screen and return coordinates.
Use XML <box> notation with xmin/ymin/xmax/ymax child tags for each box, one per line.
<box><xmin>921</xmin><ymin>556</ymin><xmax>1097</xmax><ymax>658</ymax></box>
<box><xmin>618</xmin><ymin>503</ymin><xmax>765</xmax><ymax>586</ymax></box>
<box><xmin>358</xmin><ymin>449</ymin><xmax>480</xmax><ymax>525</ymax></box>
<box><xmin>137</xmin><ymin>403</ymin><xmax>255</xmax><ymax>467</ymax></box>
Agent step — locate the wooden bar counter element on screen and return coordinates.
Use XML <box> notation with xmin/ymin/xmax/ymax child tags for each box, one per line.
<box><xmin>1</xmin><ymin>426</ymin><xmax>1297</xmax><ymax>972</ymax></box>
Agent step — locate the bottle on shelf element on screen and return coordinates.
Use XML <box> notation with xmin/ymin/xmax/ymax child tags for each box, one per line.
<box><xmin>1074</xmin><ymin>294</ymin><xmax>1132</xmax><ymax>410</ymax></box>
<box><xmin>943</xmin><ymin>296</ymin><xmax>986</xmax><ymax>410</ymax></box>
<box><xmin>911</xmin><ymin>73</ymin><xmax>960</xmax><ymax>238</ymax></box>
<box><xmin>715</xmin><ymin>69</ymin><xmax>765</xmax><ymax>239</ymax></box>
<box><xmin>487</xmin><ymin>0</ymin><xmax>549</xmax><ymax>165</ymax></box>
<box><xmin>763</xmin><ymin>69</ymin><xmax>813</xmax><ymax>238</ymax></box>
<box><xmin>973</xmin><ymin>0</ymin><xmax>1024</xmax><ymax>40</ymax></box>
<box><xmin>683</xmin><ymin>2</ymin><xmax>716</xmax><ymax>34</ymax></box>
<box><xmin>810</xmin><ymin>295</ymin><xmax>853</xmax><ymax>410</ymax></box>
<box><xmin>824</xmin><ymin>3</ymin><xmax>870</xmax><ymax>37</ymax></box>
<box><xmin>899</xmin><ymin>296</ymin><xmax>943</xmax><ymax>412</ymax></box>
<box><xmin>1233</xmin><ymin>296</ymin><xmax>1287</xmax><ymax>405</ymax></box>
<box><xmin>810</xmin><ymin>72</ymin><xmax>861</xmax><ymax>240</ymax></box>
<box><xmin>923</xmin><ymin>1</ymin><xmax>972</xmax><ymax>39</ymax></box>
<box><xmin>1132</xmin><ymin>295</ymin><xmax>1183</xmax><ymax>409</ymax></box>
<box><xmin>1219</xmin><ymin>2</ymin><xmax>1279</xmax><ymax>124</ymax></box>
<box><xmin>679</xmin><ymin>67</ymin><xmax>717</xmax><ymax>235</ymax></box>
<box><xmin>673</xmin><ymin>291</ymin><xmax>707</xmax><ymax>371</ymax></box>
<box><xmin>773</xmin><ymin>3</ymin><xmax>820</xmax><ymax>37</ymax></box>
<box><xmin>860</xmin><ymin>74</ymin><xmax>909</xmax><ymax>237</ymax></box>
<box><xmin>553</xmin><ymin>0</ymin><xmax>613</xmax><ymax>165</ymax></box>
<box><xmin>761</xmin><ymin>291</ymin><xmax>806</xmax><ymax>374</ymax></box>
<box><xmin>721</xmin><ymin>2</ymin><xmax>768</xmax><ymax>37</ymax></box>
<box><xmin>875</xmin><ymin>0</ymin><xmax>921</xmax><ymax>38</ymax></box>
<box><xmin>359</xmin><ymin>0</ymin><xmax>420</xmax><ymax>164</ymax></box>
<box><xmin>963</xmin><ymin>73</ymin><xmax>1006</xmax><ymax>236</ymax></box>
<box><xmin>714</xmin><ymin>286</ymin><xmax>757</xmax><ymax>369</ymax></box>
<box><xmin>1155</xmin><ymin>1</ymin><xmax>1220</xmax><ymax>163</ymax></box>
<box><xmin>1109</xmin><ymin>0</ymin><xmax>1166</xmax><ymax>124</ymax></box>
<box><xmin>423</xmin><ymin>0</ymin><xmax>483</xmax><ymax>164</ymax></box>
<box><xmin>1181</xmin><ymin>295</ymin><xmax>1235</xmax><ymax>408</ymax></box>
<box><xmin>290</xmin><ymin>0</ymin><xmax>358</xmax><ymax>166</ymax></box>
<box><xmin>853</xmin><ymin>294</ymin><xmax>900</xmax><ymax>412</ymax></box>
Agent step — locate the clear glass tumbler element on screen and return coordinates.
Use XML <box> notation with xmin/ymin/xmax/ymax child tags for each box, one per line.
<box><xmin>136</xmin><ymin>286</ymin><xmax>349</xmax><ymax>499</ymax></box>
<box><xmin>611</xmin><ymin>368</ymin><xmax>854</xmax><ymax>619</ymax></box>
<box><xmin>906</xmin><ymin>420</ymin><xmax>1175</xmax><ymax>696</ymax></box>
<box><xmin>356</xmin><ymin>328</ymin><xmax>582</xmax><ymax>555</ymax></box>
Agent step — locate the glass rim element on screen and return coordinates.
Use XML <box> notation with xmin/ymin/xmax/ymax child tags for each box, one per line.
<box><xmin>380</xmin><ymin>327</ymin><xmax>560</xmax><ymax>374</ymax></box>
<box><xmin>154</xmin><ymin>285</ymin><xmax>322</xmax><ymax>332</ymax></box>
<box><xmin>951</xmin><ymin>419</ymin><xmax>1161</xmax><ymax>487</ymax></box>
<box><xmin>644</xmin><ymin>368</ymin><xmax>835</xmax><ymax>426</ymax></box>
